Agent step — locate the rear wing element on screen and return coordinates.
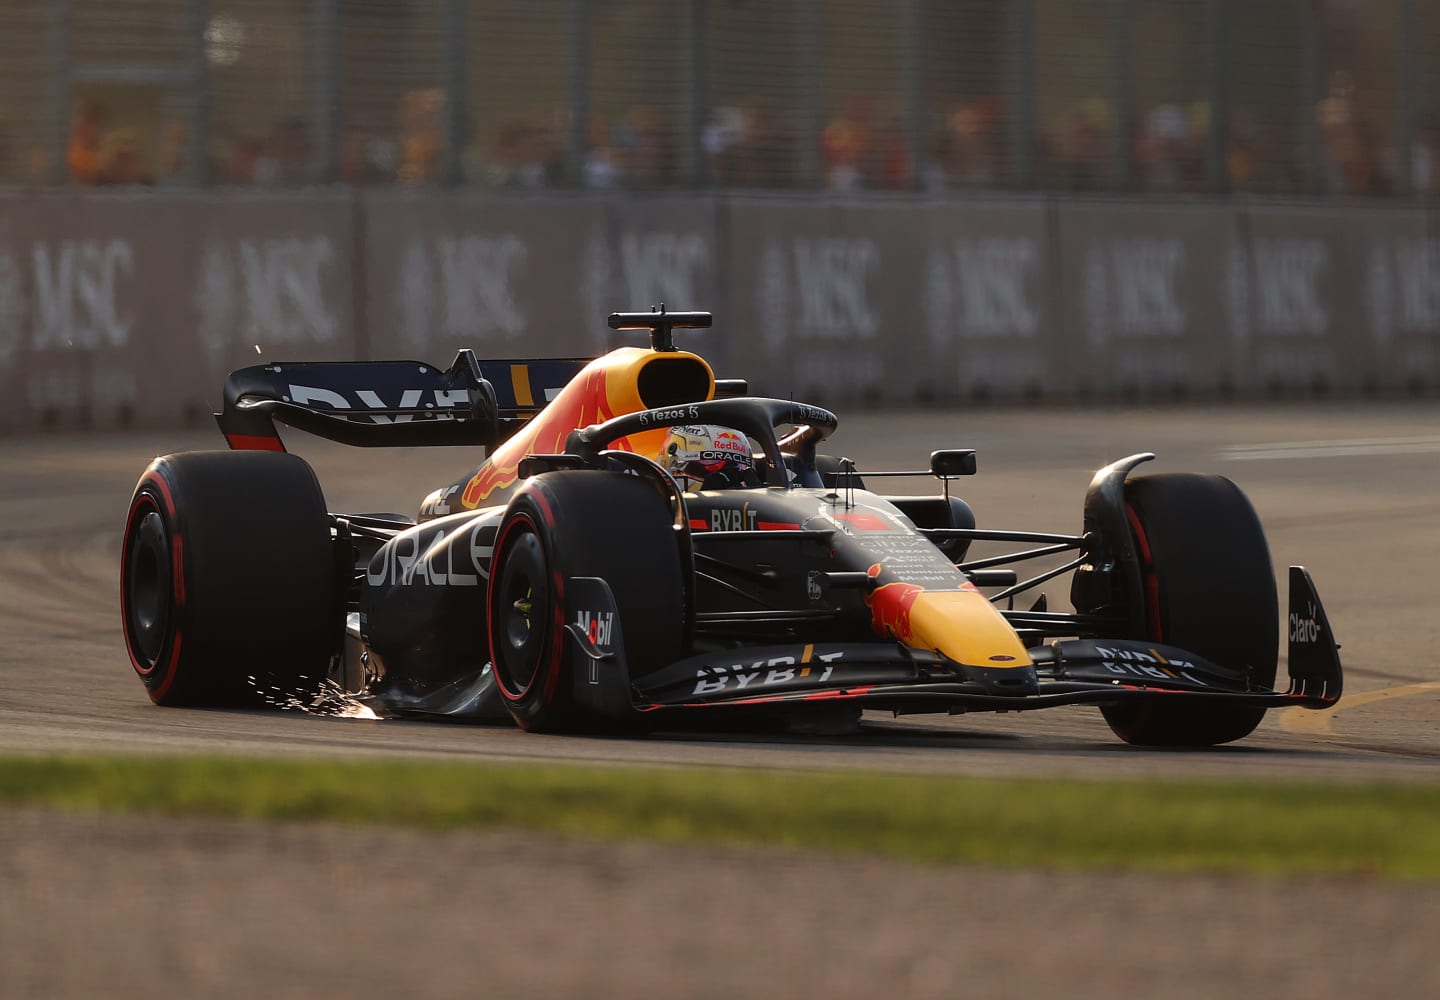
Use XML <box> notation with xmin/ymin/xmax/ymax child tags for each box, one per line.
<box><xmin>216</xmin><ymin>351</ymin><xmax>590</xmax><ymax>451</ymax></box>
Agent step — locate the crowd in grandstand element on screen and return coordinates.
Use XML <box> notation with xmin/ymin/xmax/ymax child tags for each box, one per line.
<box><xmin>11</xmin><ymin>75</ymin><xmax>1437</xmax><ymax>198</ymax></box>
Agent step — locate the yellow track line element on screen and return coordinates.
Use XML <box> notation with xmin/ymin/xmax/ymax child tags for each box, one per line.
<box><xmin>1278</xmin><ymin>680</ymin><xmax>1440</xmax><ymax>737</ymax></box>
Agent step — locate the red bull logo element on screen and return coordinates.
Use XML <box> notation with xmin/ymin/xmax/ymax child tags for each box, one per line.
<box><xmin>462</xmin><ymin>368</ymin><xmax>619</xmax><ymax>506</ymax></box>
<box><xmin>866</xmin><ymin>581</ymin><xmax>926</xmax><ymax>643</ymax></box>
<box><xmin>713</xmin><ymin>430</ymin><xmax>747</xmax><ymax>455</ymax></box>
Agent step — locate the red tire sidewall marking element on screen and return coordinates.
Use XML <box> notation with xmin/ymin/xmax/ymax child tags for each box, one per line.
<box><xmin>121</xmin><ymin>470</ymin><xmax>187</xmax><ymax>701</ymax></box>
<box><xmin>528</xmin><ymin>488</ymin><xmax>568</xmax><ymax>707</ymax></box>
<box><xmin>1125</xmin><ymin>503</ymin><xmax>1163</xmax><ymax>643</ymax></box>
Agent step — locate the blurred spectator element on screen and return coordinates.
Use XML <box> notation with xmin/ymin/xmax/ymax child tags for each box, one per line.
<box><xmin>1316</xmin><ymin>72</ymin><xmax>1388</xmax><ymax>196</ymax></box>
<box><xmin>1056</xmin><ymin>100</ymin><xmax>1111</xmax><ymax>191</ymax></box>
<box><xmin>156</xmin><ymin>121</ymin><xmax>189</xmax><ymax>182</ymax></box>
<box><xmin>702</xmin><ymin>99</ymin><xmax>797</xmax><ymax>189</ymax></box>
<box><xmin>224</xmin><ymin>137</ymin><xmax>264</xmax><ymax>185</ymax></box>
<box><xmin>1137</xmin><ymin>104</ymin><xmax>1203</xmax><ymax>193</ymax></box>
<box><xmin>67</xmin><ymin>99</ymin><xmax>108</xmax><ymax>184</ymax></box>
<box><xmin>866</xmin><ymin>115</ymin><xmax>911</xmax><ymax>190</ymax></box>
<box><xmin>398</xmin><ymin>88</ymin><xmax>444</xmax><ymax>185</ymax></box>
<box><xmin>97</xmin><ymin>130</ymin><xmax>153</xmax><ymax>186</ymax></box>
<box><xmin>1227</xmin><ymin>110</ymin><xmax>1301</xmax><ymax>195</ymax></box>
<box><xmin>254</xmin><ymin>116</ymin><xmax>314</xmax><ymax>186</ymax></box>
<box><xmin>930</xmin><ymin>100</ymin><xmax>1001</xmax><ymax>190</ymax></box>
<box><xmin>702</xmin><ymin>105</ymin><xmax>746</xmax><ymax>184</ymax></box>
<box><xmin>583</xmin><ymin>120</ymin><xmax>621</xmax><ymax>190</ymax></box>
<box><xmin>821</xmin><ymin>95</ymin><xmax>873</xmax><ymax>191</ymax></box>
<box><xmin>339</xmin><ymin>132</ymin><xmax>389</xmax><ymax>185</ymax></box>
<box><xmin>614</xmin><ymin>106</ymin><xmax>674</xmax><ymax>187</ymax></box>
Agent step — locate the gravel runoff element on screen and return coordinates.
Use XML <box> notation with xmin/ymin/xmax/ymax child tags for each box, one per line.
<box><xmin>3</xmin><ymin>808</ymin><xmax>1437</xmax><ymax>999</ymax></box>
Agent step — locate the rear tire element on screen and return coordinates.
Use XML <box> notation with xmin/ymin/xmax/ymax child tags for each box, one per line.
<box><xmin>487</xmin><ymin>471</ymin><xmax>685</xmax><ymax>732</ymax></box>
<box><xmin>121</xmin><ymin>451</ymin><xmax>340</xmax><ymax>707</ymax></box>
<box><xmin>1100</xmin><ymin>474</ymin><xmax>1278</xmax><ymax>747</ymax></box>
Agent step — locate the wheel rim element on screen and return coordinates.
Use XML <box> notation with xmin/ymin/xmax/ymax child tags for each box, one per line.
<box><xmin>493</xmin><ymin>526</ymin><xmax>550</xmax><ymax>696</ymax></box>
<box><xmin>124</xmin><ymin>504</ymin><xmax>172</xmax><ymax>668</ymax></box>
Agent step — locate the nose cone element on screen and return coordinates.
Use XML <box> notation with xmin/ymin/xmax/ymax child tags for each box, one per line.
<box><xmin>867</xmin><ymin>583</ymin><xmax>1033</xmax><ymax>668</ymax></box>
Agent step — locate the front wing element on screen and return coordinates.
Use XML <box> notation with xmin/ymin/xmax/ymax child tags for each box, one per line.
<box><xmin>565</xmin><ymin>567</ymin><xmax>1342</xmax><ymax>719</ymax></box>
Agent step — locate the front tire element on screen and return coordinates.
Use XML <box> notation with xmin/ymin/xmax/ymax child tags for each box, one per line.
<box><xmin>486</xmin><ymin>471</ymin><xmax>685</xmax><ymax>732</ymax></box>
<box><xmin>121</xmin><ymin>451</ymin><xmax>340</xmax><ymax>707</ymax></box>
<box><xmin>1100</xmin><ymin>473</ymin><xmax>1279</xmax><ymax>747</ymax></box>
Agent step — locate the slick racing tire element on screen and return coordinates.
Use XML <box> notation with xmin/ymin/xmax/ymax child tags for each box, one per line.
<box><xmin>121</xmin><ymin>451</ymin><xmax>340</xmax><ymax>707</ymax></box>
<box><xmin>486</xmin><ymin>470</ymin><xmax>685</xmax><ymax>733</ymax></box>
<box><xmin>1101</xmin><ymin>473</ymin><xmax>1279</xmax><ymax>747</ymax></box>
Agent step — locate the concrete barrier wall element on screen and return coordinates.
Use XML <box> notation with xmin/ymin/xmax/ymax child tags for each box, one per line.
<box><xmin>1</xmin><ymin>190</ymin><xmax>1437</xmax><ymax>430</ymax></box>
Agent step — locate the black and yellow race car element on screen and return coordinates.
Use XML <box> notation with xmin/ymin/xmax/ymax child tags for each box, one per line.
<box><xmin>121</xmin><ymin>309</ymin><xmax>1342</xmax><ymax>746</ymax></box>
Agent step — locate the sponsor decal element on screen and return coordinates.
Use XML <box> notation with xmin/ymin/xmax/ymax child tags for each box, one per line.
<box><xmin>1251</xmin><ymin>238</ymin><xmax>1329</xmax><ymax>336</ymax></box>
<box><xmin>806</xmin><ymin>570</ymin><xmax>824</xmax><ymax>603</ymax></box>
<box><xmin>197</xmin><ymin>237</ymin><xmax>337</xmax><ymax>363</ymax></box>
<box><xmin>366</xmin><ymin>522</ymin><xmax>494</xmax><ymax>587</ymax></box>
<box><xmin>858</xmin><ymin>535</ymin><xmax>970</xmax><ymax>588</ymax></box>
<box><xmin>285</xmin><ymin>383</ymin><xmax>468</xmax><ymax>424</ymax></box>
<box><xmin>791</xmin><ymin>404</ymin><xmax>834</xmax><ymax>425</ymax></box>
<box><xmin>419</xmin><ymin>484</ymin><xmax>462</xmax><ymax>520</ymax></box>
<box><xmin>31</xmin><ymin>238</ymin><xmax>136</xmax><ymax>352</ymax></box>
<box><xmin>866</xmin><ymin>582</ymin><xmax>926</xmax><ymax>643</ymax></box>
<box><xmin>576</xmin><ymin>609</ymin><xmax>615</xmax><ymax>648</ymax></box>
<box><xmin>639</xmin><ymin>404</ymin><xmax>701</xmax><ymax>427</ymax></box>
<box><xmin>691</xmin><ymin>651</ymin><xmax>844</xmax><ymax>696</ymax></box>
<box><xmin>1084</xmin><ymin>239</ymin><xmax>1186</xmax><ymax>344</ymax></box>
<box><xmin>712</xmin><ymin>430</ymin><xmax>747</xmax><ymax>455</ymax></box>
<box><xmin>694</xmin><ymin>450</ymin><xmax>756</xmax><ymax>470</ymax></box>
<box><xmin>1289</xmin><ymin>602</ymin><xmax>1322</xmax><ymax>644</ymax></box>
<box><xmin>463</xmin><ymin>368</ymin><xmax>619</xmax><ymax>505</ymax></box>
<box><xmin>925</xmin><ymin>238</ymin><xmax>1040</xmax><ymax>344</ymax></box>
<box><xmin>1093</xmin><ymin>645</ymin><xmax>1206</xmax><ymax>686</ymax></box>
<box><xmin>710</xmin><ymin>505</ymin><xmax>758</xmax><ymax>532</ymax></box>
<box><xmin>396</xmin><ymin>234</ymin><xmax>527</xmax><ymax>351</ymax></box>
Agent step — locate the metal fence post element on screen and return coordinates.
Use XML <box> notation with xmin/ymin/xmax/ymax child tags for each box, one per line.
<box><xmin>568</xmin><ymin>0</ymin><xmax>591</xmax><ymax>186</ymax></box>
<box><xmin>1301</xmin><ymin>0</ymin><xmax>1325</xmax><ymax>194</ymax></box>
<box><xmin>313</xmin><ymin>0</ymin><xmax>341</xmax><ymax>184</ymax></box>
<box><xmin>443</xmin><ymin>0</ymin><xmax>468</xmax><ymax>186</ymax></box>
<box><xmin>689</xmin><ymin>0</ymin><xmax>709</xmax><ymax>188</ymax></box>
<box><xmin>907</xmin><ymin>0</ymin><xmax>928</xmax><ymax>190</ymax></box>
<box><xmin>1007</xmin><ymin>0</ymin><xmax>1035</xmax><ymax>189</ymax></box>
<box><xmin>1110</xmin><ymin>0</ymin><xmax>1134</xmax><ymax>191</ymax></box>
<box><xmin>188</xmin><ymin>0</ymin><xmax>212</xmax><ymax>185</ymax></box>
<box><xmin>802</xmin><ymin>0</ymin><xmax>824</xmax><ymax>189</ymax></box>
<box><xmin>1207</xmin><ymin>0</ymin><xmax>1231</xmax><ymax>193</ymax></box>
<box><xmin>1399</xmin><ymin>0</ymin><xmax>1417</xmax><ymax>196</ymax></box>
<box><xmin>51</xmin><ymin>0</ymin><xmax>72</xmax><ymax>185</ymax></box>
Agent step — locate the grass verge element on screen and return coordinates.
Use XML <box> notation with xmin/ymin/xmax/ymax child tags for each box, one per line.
<box><xmin>2</xmin><ymin>754</ymin><xmax>1438</xmax><ymax>880</ymax></box>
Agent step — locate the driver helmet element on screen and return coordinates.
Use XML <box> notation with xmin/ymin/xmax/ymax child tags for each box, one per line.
<box><xmin>660</xmin><ymin>425</ymin><xmax>762</xmax><ymax>490</ymax></box>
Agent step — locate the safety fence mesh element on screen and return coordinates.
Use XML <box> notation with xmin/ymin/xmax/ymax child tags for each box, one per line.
<box><xmin>3</xmin><ymin>0</ymin><xmax>1433</xmax><ymax>197</ymax></box>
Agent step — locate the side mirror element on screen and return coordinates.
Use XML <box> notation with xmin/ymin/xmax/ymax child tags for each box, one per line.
<box><xmin>930</xmin><ymin>449</ymin><xmax>976</xmax><ymax>477</ymax></box>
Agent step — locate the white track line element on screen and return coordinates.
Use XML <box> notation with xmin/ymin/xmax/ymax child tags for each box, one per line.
<box><xmin>1220</xmin><ymin>437</ymin><xmax>1440</xmax><ymax>461</ymax></box>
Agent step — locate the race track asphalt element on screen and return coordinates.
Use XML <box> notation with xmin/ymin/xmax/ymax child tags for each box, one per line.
<box><xmin>5</xmin><ymin>401</ymin><xmax>1440</xmax><ymax>999</ymax></box>
<box><xmin>3</xmin><ymin>400</ymin><xmax>1438</xmax><ymax>779</ymax></box>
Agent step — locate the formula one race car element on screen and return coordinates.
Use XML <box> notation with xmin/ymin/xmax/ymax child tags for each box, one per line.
<box><xmin>120</xmin><ymin>309</ymin><xmax>1343</xmax><ymax>746</ymax></box>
